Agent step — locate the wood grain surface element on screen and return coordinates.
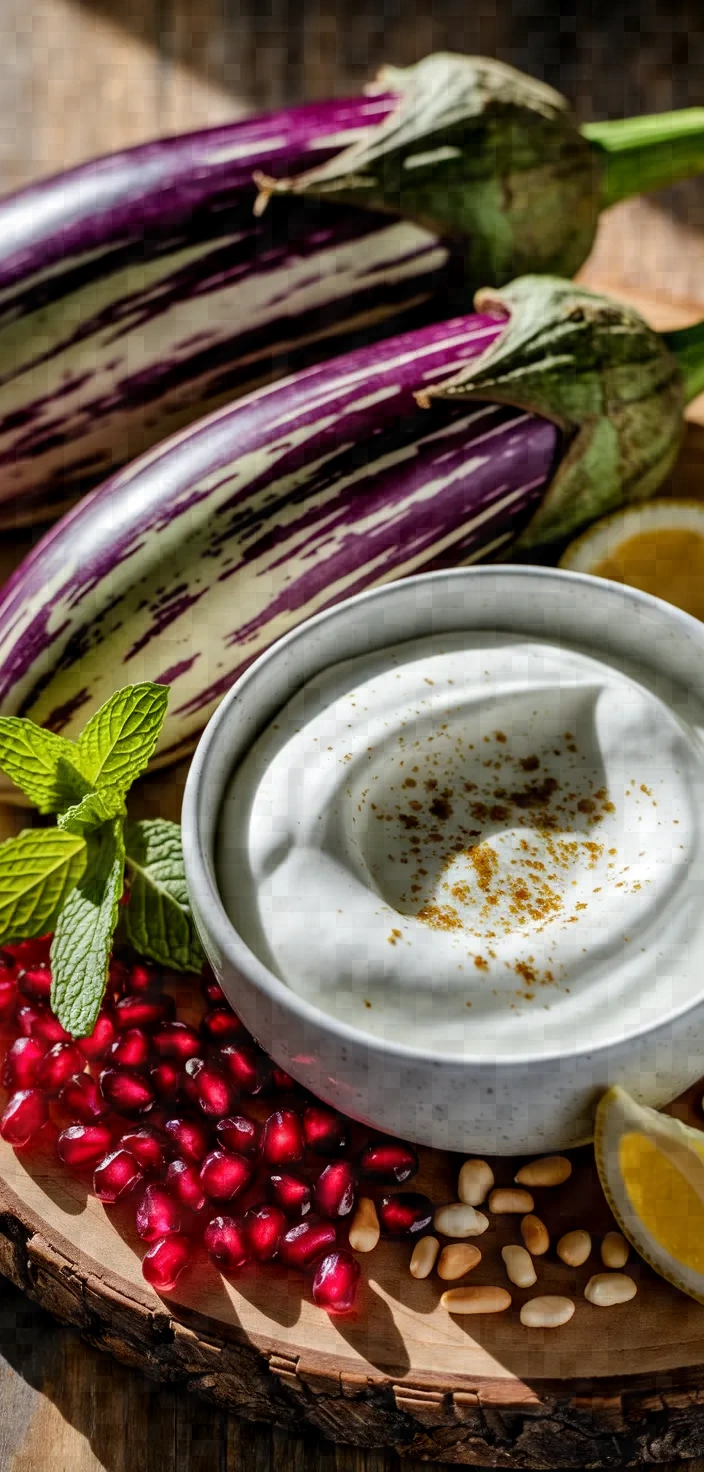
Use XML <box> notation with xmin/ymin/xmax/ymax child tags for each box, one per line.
<box><xmin>1</xmin><ymin>0</ymin><xmax>704</xmax><ymax>1467</ymax></box>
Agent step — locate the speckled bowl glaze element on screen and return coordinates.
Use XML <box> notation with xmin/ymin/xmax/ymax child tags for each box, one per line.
<box><xmin>182</xmin><ymin>566</ymin><xmax>704</xmax><ymax>1153</ymax></box>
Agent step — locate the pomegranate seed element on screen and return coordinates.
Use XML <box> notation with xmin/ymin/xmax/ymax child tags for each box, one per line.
<box><xmin>377</xmin><ymin>1193</ymin><xmax>434</xmax><ymax>1238</ymax></box>
<box><xmin>17</xmin><ymin>966</ymin><xmax>52</xmax><ymax>1002</ymax></box>
<box><xmin>279</xmin><ymin>1218</ymin><xmax>337</xmax><ymax>1271</ymax></box>
<box><xmin>2</xmin><ymin>1036</ymin><xmax>46</xmax><ymax>1090</ymax></box>
<box><xmin>60</xmin><ymin>1071</ymin><xmax>108</xmax><ymax>1122</ymax></box>
<box><xmin>268</xmin><ymin>1169</ymin><xmax>312</xmax><ymax>1219</ymax></box>
<box><xmin>201</xmin><ymin>1007</ymin><xmax>245</xmax><ymax>1044</ymax></box>
<box><xmin>215</xmin><ymin>1115</ymin><xmax>261</xmax><ymax>1157</ymax></box>
<box><xmin>201</xmin><ymin>973</ymin><xmax>225</xmax><ymax>1005</ymax></box>
<box><xmin>358</xmin><ymin>1139</ymin><xmax>418</xmax><ymax>1185</ymax></box>
<box><xmin>303</xmin><ymin>1103</ymin><xmax>347</xmax><ymax>1155</ymax></box>
<box><xmin>19</xmin><ymin>1004</ymin><xmax>69</xmax><ymax>1044</ymax></box>
<box><xmin>261</xmin><ymin>1109</ymin><xmax>304</xmax><ymax>1167</ymax></box>
<box><xmin>312</xmin><ymin>1249</ymin><xmax>360</xmax><ymax>1314</ymax></box>
<box><xmin>185</xmin><ymin>1059</ymin><xmax>235</xmax><ymax>1119</ymax></box>
<box><xmin>149</xmin><ymin>1060</ymin><xmax>182</xmax><ymax>1103</ymax></box>
<box><xmin>0</xmin><ymin>1088</ymin><xmax>48</xmax><ymax>1145</ymax></box>
<box><xmin>164</xmin><ymin>1117</ymin><xmax>211</xmax><ymax>1164</ymax></box>
<box><xmin>152</xmin><ymin>1022</ymin><xmax>201</xmax><ymax>1063</ymax></box>
<box><xmin>142</xmin><ymin>1232</ymin><xmax>191</xmax><ymax>1292</ymax></box>
<box><xmin>199</xmin><ymin>1149</ymin><xmax>252</xmax><ymax>1202</ymax></box>
<box><xmin>93</xmin><ymin>1149</ymin><xmax>143</xmax><ymax>1203</ymax></box>
<box><xmin>99</xmin><ymin>1067</ymin><xmax>155</xmax><ymax>1116</ymax></box>
<box><xmin>244</xmin><ymin>1204</ymin><xmax>286</xmax><ymax>1262</ymax></box>
<box><xmin>37</xmin><ymin>1042</ymin><xmax>83</xmax><ymax>1096</ymax></box>
<box><xmin>118</xmin><ymin>1127</ymin><xmax>167</xmax><ymax>1174</ymax></box>
<box><xmin>204</xmin><ymin>1215</ymin><xmax>249</xmax><ymax>1271</ymax></box>
<box><xmin>166</xmin><ymin>1159</ymin><xmax>207</xmax><ymax>1213</ymax></box>
<box><xmin>0</xmin><ymin>976</ymin><xmax>17</xmax><ymax>1024</ymax></box>
<box><xmin>109</xmin><ymin>957</ymin><xmax>131</xmax><ymax>996</ymax></box>
<box><xmin>58</xmin><ymin>1123</ymin><xmax>113</xmax><ymax>1169</ymax></box>
<box><xmin>271</xmin><ymin>1065</ymin><xmax>296</xmax><ymax>1091</ymax></box>
<box><xmin>236</xmin><ymin>1178</ymin><xmax>270</xmax><ymax>1216</ymax></box>
<box><xmin>108</xmin><ymin>1027</ymin><xmax>150</xmax><ymax>1070</ymax></box>
<box><xmin>136</xmin><ymin>1183</ymin><xmax>182</xmax><ymax>1241</ymax></box>
<box><xmin>4</xmin><ymin>936</ymin><xmax>51</xmax><ymax>968</ymax></box>
<box><xmin>113</xmin><ymin>994</ymin><xmax>174</xmax><ymax>1032</ymax></box>
<box><xmin>315</xmin><ymin>1160</ymin><xmax>356</xmax><ymax>1219</ymax></box>
<box><xmin>182</xmin><ymin>1055</ymin><xmax>202</xmax><ymax>1100</ymax></box>
<box><xmin>16</xmin><ymin>1004</ymin><xmax>39</xmax><ymax>1037</ymax></box>
<box><xmin>77</xmin><ymin>1011</ymin><xmax>116</xmax><ymax>1061</ymax></box>
<box><xmin>128</xmin><ymin>963</ymin><xmax>161</xmax><ymax>994</ymax></box>
<box><xmin>220</xmin><ymin>1042</ymin><xmax>269</xmax><ymax>1096</ymax></box>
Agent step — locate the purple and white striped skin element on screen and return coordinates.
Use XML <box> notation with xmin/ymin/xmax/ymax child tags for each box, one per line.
<box><xmin>0</xmin><ymin>312</ymin><xmax>558</xmax><ymax>788</ymax></box>
<box><xmin>0</xmin><ymin>89</ymin><xmax>458</xmax><ymax>526</ymax></box>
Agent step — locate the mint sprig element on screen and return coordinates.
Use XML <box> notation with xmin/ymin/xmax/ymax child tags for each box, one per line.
<box><xmin>125</xmin><ymin>820</ymin><xmax>204</xmax><ymax>974</ymax></box>
<box><xmin>50</xmin><ymin>820</ymin><xmax>126</xmax><ymax>1036</ymax></box>
<box><xmin>75</xmin><ymin>684</ymin><xmax>170</xmax><ymax>793</ymax></box>
<box><xmin>0</xmin><ymin>829</ymin><xmax>87</xmax><ymax>945</ymax></box>
<box><xmin>58</xmin><ymin>785</ymin><xmax>126</xmax><ymax>836</ymax></box>
<box><xmin>0</xmin><ymin>718</ymin><xmax>90</xmax><ymax>813</ymax></box>
<box><xmin>0</xmin><ymin>683</ymin><xmax>204</xmax><ymax>1037</ymax></box>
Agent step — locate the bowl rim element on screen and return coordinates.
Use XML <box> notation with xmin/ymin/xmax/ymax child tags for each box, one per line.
<box><xmin>182</xmin><ymin>563</ymin><xmax>704</xmax><ymax>1070</ymax></box>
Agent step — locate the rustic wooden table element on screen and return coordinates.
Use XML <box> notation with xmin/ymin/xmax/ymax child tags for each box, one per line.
<box><xmin>0</xmin><ymin>1275</ymin><xmax>407</xmax><ymax>1470</ymax></box>
<box><xmin>1</xmin><ymin>1</ymin><xmax>704</xmax><ymax>1466</ymax></box>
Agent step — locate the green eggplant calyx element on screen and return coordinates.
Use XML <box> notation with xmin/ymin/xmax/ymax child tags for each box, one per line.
<box><xmin>418</xmin><ymin>275</ymin><xmax>686</xmax><ymax>550</ymax></box>
<box><xmin>254</xmin><ymin>53</ymin><xmax>601</xmax><ymax>287</ymax></box>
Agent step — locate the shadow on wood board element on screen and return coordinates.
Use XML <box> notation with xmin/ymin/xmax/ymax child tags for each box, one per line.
<box><xmin>2</xmin><ymin>0</ymin><xmax>703</xmax><ymax>209</ymax></box>
<box><xmin>68</xmin><ymin>0</ymin><xmax>704</xmax><ymax>116</ymax></box>
<box><xmin>72</xmin><ymin>0</ymin><xmax>704</xmax><ymax>218</ymax></box>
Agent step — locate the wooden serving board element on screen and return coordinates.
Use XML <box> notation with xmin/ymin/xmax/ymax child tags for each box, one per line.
<box><xmin>3</xmin><ymin>285</ymin><xmax>704</xmax><ymax>1468</ymax></box>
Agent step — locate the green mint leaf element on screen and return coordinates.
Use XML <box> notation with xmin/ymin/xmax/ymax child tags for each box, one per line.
<box><xmin>75</xmin><ymin>683</ymin><xmax>169</xmax><ymax>795</ymax></box>
<box><xmin>0</xmin><ymin>717</ymin><xmax>91</xmax><ymax>814</ymax></box>
<box><xmin>0</xmin><ymin>828</ymin><xmax>87</xmax><ymax>946</ymax></box>
<box><xmin>50</xmin><ymin>819</ymin><xmax>125</xmax><ymax>1037</ymax></box>
<box><xmin>58</xmin><ymin>785</ymin><xmax>126</xmax><ymax>836</ymax></box>
<box><xmin>125</xmin><ymin>818</ymin><xmax>204</xmax><ymax>974</ymax></box>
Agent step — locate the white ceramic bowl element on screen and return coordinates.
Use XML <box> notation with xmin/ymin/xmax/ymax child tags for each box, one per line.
<box><xmin>182</xmin><ymin>566</ymin><xmax>704</xmax><ymax>1153</ymax></box>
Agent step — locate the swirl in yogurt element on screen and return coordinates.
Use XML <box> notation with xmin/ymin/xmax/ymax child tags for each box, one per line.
<box><xmin>217</xmin><ymin>632</ymin><xmax>704</xmax><ymax>1058</ymax></box>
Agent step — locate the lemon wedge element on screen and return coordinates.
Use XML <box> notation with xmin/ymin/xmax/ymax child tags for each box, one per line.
<box><xmin>595</xmin><ymin>1085</ymin><xmax>704</xmax><ymax>1302</ymax></box>
<box><xmin>559</xmin><ymin>499</ymin><xmax>704</xmax><ymax>622</ymax></box>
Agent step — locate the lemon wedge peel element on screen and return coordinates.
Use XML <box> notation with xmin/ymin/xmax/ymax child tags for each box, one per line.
<box><xmin>559</xmin><ymin>498</ymin><xmax>704</xmax><ymax>622</ymax></box>
<box><xmin>594</xmin><ymin>1085</ymin><xmax>704</xmax><ymax>1304</ymax></box>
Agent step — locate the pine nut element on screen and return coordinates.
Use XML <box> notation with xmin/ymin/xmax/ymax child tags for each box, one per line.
<box><xmin>433</xmin><ymin>1203</ymin><xmax>489</xmax><ymax>1238</ymax></box>
<box><xmin>502</xmin><ymin>1244</ymin><xmax>537</xmax><ymax>1287</ymax></box>
<box><xmin>458</xmin><ymin>1158</ymin><xmax>495</xmax><ymax>1206</ymax></box>
<box><xmin>557</xmin><ymin>1229</ymin><xmax>591</xmax><ymax>1267</ymax></box>
<box><xmin>441</xmin><ymin>1286</ymin><xmax>511</xmax><ymax>1315</ymax></box>
<box><xmin>585</xmin><ymin>1273</ymin><xmax>637</xmax><ymax>1307</ymax></box>
<box><xmin>348</xmin><ymin>1196</ymin><xmax>380</xmax><ymax>1253</ymax></box>
<box><xmin>520</xmin><ymin>1295</ymin><xmax>575</xmax><ymax>1329</ymax></box>
<box><xmin>489</xmin><ymin>1188</ymin><xmax>534</xmax><ymax>1214</ymax></box>
<box><xmin>437</xmin><ymin>1243</ymin><xmax>482</xmax><ymax>1280</ymax></box>
<box><xmin>520</xmin><ymin>1214</ymin><xmax>550</xmax><ymax>1256</ymax></box>
<box><xmin>409</xmin><ymin>1236</ymin><xmax>440</xmax><ymax>1279</ymax></box>
<box><xmin>601</xmin><ymin>1231</ymin><xmax>629</xmax><ymax>1269</ymax></box>
<box><xmin>515</xmin><ymin>1155</ymin><xmax>572</xmax><ymax>1188</ymax></box>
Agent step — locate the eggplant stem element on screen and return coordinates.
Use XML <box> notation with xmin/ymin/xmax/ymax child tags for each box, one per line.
<box><xmin>583</xmin><ymin>109</ymin><xmax>704</xmax><ymax>209</ymax></box>
<box><xmin>252</xmin><ymin>172</ymin><xmax>275</xmax><ymax>216</ymax></box>
<box><xmin>663</xmin><ymin>319</ymin><xmax>704</xmax><ymax>405</ymax></box>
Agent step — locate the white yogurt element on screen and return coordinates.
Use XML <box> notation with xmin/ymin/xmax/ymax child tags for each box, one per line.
<box><xmin>216</xmin><ymin>632</ymin><xmax>704</xmax><ymax>1058</ymax></box>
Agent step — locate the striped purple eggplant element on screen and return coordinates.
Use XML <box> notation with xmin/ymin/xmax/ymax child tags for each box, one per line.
<box><xmin>0</xmin><ymin>89</ymin><xmax>458</xmax><ymax>527</ymax></box>
<box><xmin>0</xmin><ymin>313</ymin><xmax>558</xmax><ymax>790</ymax></box>
<box><xmin>5</xmin><ymin>56</ymin><xmax>704</xmax><ymax>533</ymax></box>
